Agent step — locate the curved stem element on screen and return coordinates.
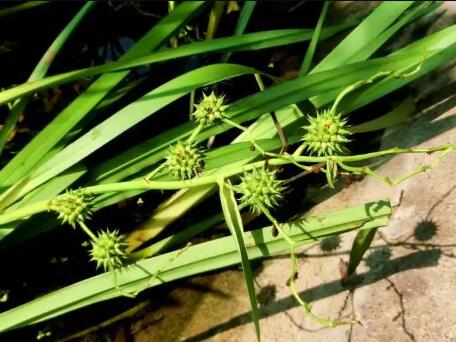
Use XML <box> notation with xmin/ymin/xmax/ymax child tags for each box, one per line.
<box><xmin>78</xmin><ymin>220</ymin><xmax>97</xmax><ymax>241</ymax></box>
<box><xmin>145</xmin><ymin>162</ymin><xmax>166</xmax><ymax>181</ymax></box>
<box><xmin>259</xmin><ymin>204</ymin><xmax>357</xmax><ymax>327</ymax></box>
<box><xmin>0</xmin><ymin>144</ymin><xmax>453</xmax><ymax>225</ymax></box>
<box><xmin>259</xmin><ymin>204</ymin><xmax>295</xmax><ymax>246</ymax></box>
<box><xmin>288</xmin><ymin>255</ymin><xmax>358</xmax><ymax>327</ymax></box>
<box><xmin>222</xmin><ymin>117</ymin><xmax>268</xmax><ymax>155</ymax></box>
<box><xmin>330</xmin><ymin>71</ymin><xmax>392</xmax><ymax>115</ymax></box>
<box><xmin>293</xmin><ymin>143</ymin><xmax>306</xmax><ymax>157</ymax></box>
<box><xmin>187</xmin><ymin>123</ymin><xmax>204</xmax><ymax>144</ymax></box>
<box><xmin>337</xmin><ymin>146</ymin><xmax>451</xmax><ymax>186</ymax></box>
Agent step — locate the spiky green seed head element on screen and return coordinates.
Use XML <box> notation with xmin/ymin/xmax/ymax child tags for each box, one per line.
<box><xmin>49</xmin><ymin>189</ymin><xmax>94</xmax><ymax>227</ymax></box>
<box><xmin>89</xmin><ymin>229</ymin><xmax>129</xmax><ymax>271</ymax></box>
<box><xmin>301</xmin><ymin>109</ymin><xmax>350</xmax><ymax>156</ymax></box>
<box><xmin>236</xmin><ymin>168</ymin><xmax>284</xmax><ymax>213</ymax></box>
<box><xmin>166</xmin><ymin>141</ymin><xmax>205</xmax><ymax>180</ymax></box>
<box><xmin>192</xmin><ymin>91</ymin><xmax>226</xmax><ymax>127</ymax></box>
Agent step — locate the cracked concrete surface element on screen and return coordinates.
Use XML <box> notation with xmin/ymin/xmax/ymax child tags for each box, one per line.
<box><xmin>130</xmin><ymin>3</ymin><xmax>456</xmax><ymax>342</ymax></box>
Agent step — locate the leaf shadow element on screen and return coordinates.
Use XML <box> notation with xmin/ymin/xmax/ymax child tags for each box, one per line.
<box><xmin>181</xmin><ymin>249</ymin><xmax>441</xmax><ymax>342</ymax></box>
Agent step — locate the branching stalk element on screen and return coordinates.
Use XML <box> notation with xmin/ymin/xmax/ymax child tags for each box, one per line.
<box><xmin>0</xmin><ymin>144</ymin><xmax>452</xmax><ymax>225</ymax></box>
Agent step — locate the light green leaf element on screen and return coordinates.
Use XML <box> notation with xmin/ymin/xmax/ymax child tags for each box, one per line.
<box><xmin>349</xmin><ymin>96</ymin><xmax>416</xmax><ymax>133</ymax></box>
<box><xmin>0</xmin><ymin>2</ymin><xmax>96</xmax><ymax>154</ymax></box>
<box><xmin>347</xmin><ymin>228</ymin><xmax>378</xmax><ymax>275</ymax></box>
<box><xmin>310</xmin><ymin>1</ymin><xmax>413</xmax><ymax>73</ymax></box>
<box><xmin>0</xmin><ymin>200</ymin><xmax>391</xmax><ymax>332</ymax></box>
<box><xmin>300</xmin><ymin>1</ymin><xmax>329</xmax><ymax>75</ymax></box>
<box><xmin>0</xmin><ymin>1</ymin><xmax>208</xmax><ymax>190</ymax></box>
<box><xmin>219</xmin><ymin>179</ymin><xmax>261</xmax><ymax>341</ymax></box>
<box><xmin>0</xmin><ymin>23</ymin><xmax>356</xmax><ymax>107</ymax></box>
<box><xmin>222</xmin><ymin>1</ymin><xmax>257</xmax><ymax>62</ymax></box>
<box><xmin>13</xmin><ymin>64</ymin><xmax>257</xmax><ymax>202</ymax></box>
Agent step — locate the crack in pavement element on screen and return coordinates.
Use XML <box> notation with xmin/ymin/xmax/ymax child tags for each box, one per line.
<box><xmin>385</xmin><ymin>278</ymin><xmax>417</xmax><ymax>342</ymax></box>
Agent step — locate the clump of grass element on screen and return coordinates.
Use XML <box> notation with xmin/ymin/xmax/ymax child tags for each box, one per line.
<box><xmin>0</xmin><ymin>1</ymin><xmax>454</xmax><ymax>340</ymax></box>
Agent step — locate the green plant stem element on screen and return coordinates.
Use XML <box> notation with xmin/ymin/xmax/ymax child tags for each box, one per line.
<box><xmin>254</xmin><ymin>73</ymin><xmax>288</xmax><ymax>152</ymax></box>
<box><xmin>0</xmin><ymin>144</ymin><xmax>452</xmax><ymax>225</ymax></box>
<box><xmin>187</xmin><ymin>123</ymin><xmax>204</xmax><ymax>144</ymax></box>
<box><xmin>337</xmin><ymin>146</ymin><xmax>451</xmax><ymax>185</ymax></box>
<box><xmin>330</xmin><ymin>71</ymin><xmax>392</xmax><ymax>115</ymax></box>
<box><xmin>259</xmin><ymin>204</ymin><xmax>355</xmax><ymax>327</ymax></box>
<box><xmin>222</xmin><ymin>117</ymin><xmax>267</xmax><ymax>154</ymax></box>
<box><xmin>330</xmin><ymin>54</ymin><xmax>425</xmax><ymax>116</ymax></box>
<box><xmin>78</xmin><ymin>220</ymin><xmax>97</xmax><ymax>241</ymax></box>
<box><xmin>258</xmin><ymin>204</ymin><xmax>295</xmax><ymax>247</ymax></box>
<box><xmin>145</xmin><ymin>162</ymin><xmax>166</xmax><ymax>181</ymax></box>
<box><xmin>189</xmin><ymin>90</ymin><xmax>196</xmax><ymax>119</ymax></box>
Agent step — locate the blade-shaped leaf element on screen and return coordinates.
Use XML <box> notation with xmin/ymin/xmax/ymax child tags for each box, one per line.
<box><xmin>300</xmin><ymin>1</ymin><xmax>329</xmax><ymax>75</ymax></box>
<box><xmin>0</xmin><ymin>2</ymin><xmax>96</xmax><ymax>154</ymax></box>
<box><xmin>347</xmin><ymin>228</ymin><xmax>378</xmax><ymax>275</ymax></box>
<box><xmin>0</xmin><ymin>200</ymin><xmax>391</xmax><ymax>332</ymax></box>
<box><xmin>0</xmin><ymin>1</ymin><xmax>208</xmax><ymax>190</ymax></box>
<box><xmin>0</xmin><ymin>23</ymin><xmax>357</xmax><ymax>107</ymax></box>
<box><xmin>310</xmin><ymin>1</ymin><xmax>414</xmax><ymax>73</ymax></box>
<box><xmin>222</xmin><ymin>1</ymin><xmax>257</xmax><ymax>62</ymax></box>
<box><xmin>349</xmin><ymin>96</ymin><xmax>416</xmax><ymax>133</ymax></box>
<box><xmin>310</xmin><ymin>1</ymin><xmax>442</xmax><ymax>106</ymax></box>
<box><xmin>219</xmin><ymin>179</ymin><xmax>261</xmax><ymax>341</ymax></box>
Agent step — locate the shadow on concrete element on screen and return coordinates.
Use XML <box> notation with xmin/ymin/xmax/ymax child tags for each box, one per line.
<box><xmin>182</xmin><ymin>249</ymin><xmax>441</xmax><ymax>342</ymax></box>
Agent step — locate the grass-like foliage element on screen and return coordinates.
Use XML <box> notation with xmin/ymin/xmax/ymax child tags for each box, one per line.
<box><xmin>0</xmin><ymin>1</ymin><xmax>454</xmax><ymax>340</ymax></box>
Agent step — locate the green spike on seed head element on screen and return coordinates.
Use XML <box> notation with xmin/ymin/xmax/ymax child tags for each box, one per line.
<box><xmin>192</xmin><ymin>91</ymin><xmax>226</xmax><ymax>127</ymax></box>
<box><xmin>89</xmin><ymin>229</ymin><xmax>129</xmax><ymax>271</ymax></box>
<box><xmin>166</xmin><ymin>141</ymin><xmax>205</xmax><ymax>180</ymax></box>
<box><xmin>49</xmin><ymin>189</ymin><xmax>94</xmax><ymax>227</ymax></box>
<box><xmin>301</xmin><ymin>109</ymin><xmax>350</xmax><ymax>156</ymax></box>
<box><xmin>236</xmin><ymin>168</ymin><xmax>284</xmax><ymax>213</ymax></box>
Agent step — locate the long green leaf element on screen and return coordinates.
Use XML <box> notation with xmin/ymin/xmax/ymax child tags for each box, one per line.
<box><xmin>347</xmin><ymin>228</ymin><xmax>378</xmax><ymax>275</ymax></box>
<box><xmin>222</xmin><ymin>1</ymin><xmax>257</xmax><ymax>62</ymax></box>
<box><xmin>233</xmin><ymin>1</ymin><xmax>256</xmax><ymax>35</ymax></box>
<box><xmin>310</xmin><ymin>1</ymin><xmax>413</xmax><ymax>73</ymax></box>
<box><xmin>0</xmin><ymin>23</ymin><xmax>357</xmax><ymax>107</ymax></box>
<box><xmin>349</xmin><ymin>96</ymin><xmax>416</xmax><ymax>133</ymax></box>
<box><xmin>0</xmin><ymin>1</ymin><xmax>208</xmax><ymax>190</ymax></box>
<box><xmin>0</xmin><ymin>2</ymin><xmax>96</xmax><ymax>155</ymax></box>
<box><xmin>0</xmin><ymin>200</ymin><xmax>391</xmax><ymax>332</ymax></box>
<box><xmin>310</xmin><ymin>1</ymin><xmax>441</xmax><ymax>106</ymax></box>
<box><xmin>0</xmin><ymin>1</ymin><xmax>50</xmax><ymax>17</ymax></box>
<box><xmin>300</xmin><ymin>1</ymin><xmax>329</xmax><ymax>75</ymax></box>
<box><xmin>10</xmin><ymin>64</ymin><xmax>257</xmax><ymax>203</ymax></box>
<box><xmin>349</xmin><ymin>1</ymin><xmax>441</xmax><ymax>62</ymax></box>
<box><xmin>219</xmin><ymin>179</ymin><xmax>261</xmax><ymax>341</ymax></box>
